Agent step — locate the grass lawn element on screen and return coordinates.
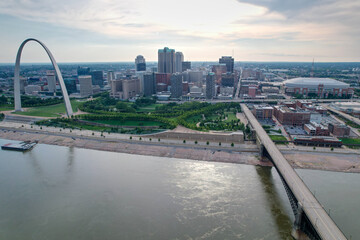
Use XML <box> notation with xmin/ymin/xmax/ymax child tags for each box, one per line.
<box><xmin>224</xmin><ymin>112</ymin><xmax>238</xmax><ymax>122</ymax></box>
<box><xmin>269</xmin><ymin>135</ymin><xmax>288</xmax><ymax>144</ymax></box>
<box><xmin>136</xmin><ymin>104</ymin><xmax>162</xmax><ymax>112</ymax></box>
<box><xmin>0</xmin><ymin>106</ymin><xmax>13</xmax><ymax>111</ymax></box>
<box><xmin>12</xmin><ymin>100</ymin><xmax>83</xmax><ymax>117</ymax></box>
<box><xmin>339</xmin><ymin>138</ymin><xmax>360</xmax><ymax>148</ymax></box>
<box><xmin>89</xmin><ymin>119</ymin><xmax>162</xmax><ymax>127</ymax></box>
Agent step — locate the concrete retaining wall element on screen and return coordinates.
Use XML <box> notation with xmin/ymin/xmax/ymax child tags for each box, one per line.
<box><xmin>147</xmin><ymin>131</ymin><xmax>244</xmax><ymax>143</ymax></box>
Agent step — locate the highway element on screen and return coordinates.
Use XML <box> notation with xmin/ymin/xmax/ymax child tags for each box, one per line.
<box><xmin>324</xmin><ymin>104</ymin><xmax>360</xmax><ymax>126</ymax></box>
<box><xmin>159</xmin><ymin>98</ymin><xmax>357</xmax><ymax>104</ymax></box>
<box><xmin>241</xmin><ymin>104</ymin><xmax>346</xmax><ymax>240</ymax></box>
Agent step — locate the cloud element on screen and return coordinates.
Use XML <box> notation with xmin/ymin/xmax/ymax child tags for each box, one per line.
<box><xmin>0</xmin><ymin>0</ymin><xmax>359</xmax><ymax>62</ymax></box>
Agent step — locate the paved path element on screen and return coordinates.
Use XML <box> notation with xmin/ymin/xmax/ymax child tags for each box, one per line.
<box><xmin>0</xmin><ymin>121</ymin><xmax>258</xmax><ymax>152</ymax></box>
<box><xmin>241</xmin><ymin>104</ymin><xmax>346</xmax><ymax>240</ymax></box>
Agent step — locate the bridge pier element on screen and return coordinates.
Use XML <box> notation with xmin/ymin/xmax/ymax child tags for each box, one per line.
<box><xmin>255</xmin><ymin>135</ymin><xmax>266</xmax><ymax>159</ymax></box>
<box><xmin>292</xmin><ymin>229</ymin><xmax>310</xmax><ymax>240</ymax></box>
<box><xmin>291</xmin><ymin>203</ymin><xmax>310</xmax><ymax>240</ymax></box>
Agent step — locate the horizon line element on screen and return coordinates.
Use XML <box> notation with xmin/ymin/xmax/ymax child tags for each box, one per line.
<box><xmin>1</xmin><ymin>60</ymin><xmax>360</xmax><ymax>65</ymax></box>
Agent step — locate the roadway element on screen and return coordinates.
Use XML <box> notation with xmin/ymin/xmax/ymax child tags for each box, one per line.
<box><xmin>241</xmin><ymin>104</ymin><xmax>346</xmax><ymax>240</ymax></box>
<box><xmin>234</xmin><ymin>68</ymin><xmax>242</xmax><ymax>99</ymax></box>
<box><xmin>323</xmin><ymin>104</ymin><xmax>360</xmax><ymax>126</ymax></box>
<box><xmin>160</xmin><ymin>98</ymin><xmax>356</xmax><ymax>104</ymax></box>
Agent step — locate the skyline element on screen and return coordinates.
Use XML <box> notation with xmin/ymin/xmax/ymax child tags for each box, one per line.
<box><xmin>0</xmin><ymin>0</ymin><xmax>359</xmax><ymax>63</ymax></box>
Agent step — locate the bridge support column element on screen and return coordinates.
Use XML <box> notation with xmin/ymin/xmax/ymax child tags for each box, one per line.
<box><xmin>291</xmin><ymin>203</ymin><xmax>310</xmax><ymax>240</ymax></box>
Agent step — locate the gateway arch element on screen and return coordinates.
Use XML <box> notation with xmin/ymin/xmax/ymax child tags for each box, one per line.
<box><xmin>14</xmin><ymin>38</ymin><xmax>73</xmax><ymax>117</ymax></box>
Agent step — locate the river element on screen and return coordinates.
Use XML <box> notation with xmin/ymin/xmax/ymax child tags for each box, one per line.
<box><xmin>0</xmin><ymin>139</ymin><xmax>358</xmax><ymax>239</ymax></box>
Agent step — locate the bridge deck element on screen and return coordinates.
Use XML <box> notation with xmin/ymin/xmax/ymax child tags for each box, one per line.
<box><xmin>241</xmin><ymin>104</ymin><xmax>346</xmax><ymax>240</ymax></box>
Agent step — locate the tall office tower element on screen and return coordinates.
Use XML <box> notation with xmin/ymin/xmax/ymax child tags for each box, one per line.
<box><xmin>219</xmin><ymin>56</ymin><xmax>234</xmax><ymax>73</ymax></box>
<box><xmin>79</xmin><ymin>75</ymin><xmax>93</xmax><ymax>97</ymax></box>
<box><xmin>77</xmin><ymin>66</ymin><xmax>90</xmax><ymax>76</ymax></box>
<box><xmin>175</xmin><ymin>52</ymin><xmax>184</xmax><ymax>73</ymax></box>
<box><xmin>90</xmin><ymin>71</ymin><xmax>104</xmax><ymax>87</ymax></box>
<box><xmin>182</xmin><ymin>61</ymin><xmax>191</xmax><ymax>72</ymax></box>
<box><xmin>110</xmin><ymin>79</ymin><xmax>123</xmax><ymax>98</ymax></box>
<box><xmin>221</xmin><ymin>72</ymin><xmax>235</xmax><ymax>87</ymax></box>
<box><xmin>212</xmin><ymin>64</ymin><xmax>227</xmax><ymax>84</ymax></box>
<box><xmin>143</xmin><ymin>73</ymin><xmax>156</xmax><ymax>97</ymax></box>
<box><xmin>64</xmin><ymin>78</ymin><xmax>77</xmax><ymax>94</ymax></box>
<box><xmin>158</xmin><ymin>47</ymin><xmax>175</xmax><ymax>73</ymax></box>
<box><xmin>107</xmin><ymin>71</ymin><xmax>115</xmax><ymax>83</ymax></box>
<box><xmin>46</xmin><ymin>70</ymin><xmax>56</xmax><ymax>93</ymax></box>
<box><xmin>122</xmin><ymin>78</ymin><xmax>140</xmax><ymax>99</ymax></box>
<box><xmin>188</xmin><ymin>71</ymin><xmax>203</xmax><ymax>83</ymax></box>
<box><xmin>206</xmin><ymin>72</ymin><xmax>216</xmax><ymax>99</ymax></box>
<box><xmin>19</xmin><ymin>77</ymin><xmax>27</xmax><ymax>94</ymax></box>
<box><xmin>135</xmin><ymin>55</ymin><xmax>146</xmax><ymax>71</ymax></box>
<box><xmin>170</xmin><ymin>73</ymin><xmax>183</xmax><ymax>98</ymax></box>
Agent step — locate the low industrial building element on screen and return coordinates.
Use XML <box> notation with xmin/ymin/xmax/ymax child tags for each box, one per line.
<box><xmin>262</xmin><ymin>86</ymin><xmax>279</xmax><ymax>93</ymax></box>
<box><xmin>293</xmin><ymin>136</ymin><xmax>342</xmax><ymax>147</ymax></box>
<box><xmin>328</xmin><ymin>123</ymin><xmax>351</xmax><ymax>137</ymax></box>
<box><xmin>252</xmin><ymin>105</ymin><xmax>274</xmax><ymax>119</ymax></box>
<box><xmin>330</xmin><ymin>102</ymin><xmax>360</xmax><ymax>117</ymax></box>
<box><xmin>304</xmin><ymin>122</ymin><xmax>330</xmax><ymax>136</ymax></box>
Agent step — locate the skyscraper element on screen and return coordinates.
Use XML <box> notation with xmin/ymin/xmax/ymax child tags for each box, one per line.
<box><xmin>90</xmin><ymin>71</ymin><xmax>104</xmax><ymax>87</ymax></box>
<box><xmin>212</xmin><ymin>64</ymin><xmax>227</xmax><ymax>84</ymax></box>
<box><xmin>79</xmin><ymin>75</ymin><xmax>93</xmax><ymax>97</ymax></box>
<box><xmin>143</xmin><ymin>73</ymin><xmax>156</xmax><ymax>97</ymax></box>
<box><xmin>64</xmin><ymin>78</ymin><xmax>77</xmax><ymax>94</ymax></box>
<box><xmin>221</xmin><ymin>72</ymin><xmax>235</xmax><ymax>87</ymax></box>
<box><xmin>182</xmin><ymin>61</ymin><xmax>191</xmax><ymax>72</ymax></box>
<box><xmin>175</xmin><ymin>52</ymin><xmax>184</xmax><ymax>73</ymax></box>
<box><xmin>122</xmin><ymin>78</ymin><xmax>140</xmax><ymax>99</ymax></box>
<box><xmin>206</xmin><ymin>72</ymin><xmax>216</xmax><ymax>99</ymax></box>
<box><xmin>219</xmin><ymin>56</ymin><xmax>234</xmax><ymax>73</ymax></box>
<box><xmin>158</xmin><ymin>47</ymin><xmax>175</xmax><ymax>73</ymax></box>
<box><xmin>46</xmin><ymin>70</ymin><xmax>56</xmax><ymax>93</ymax></box>
<box><xmin>107</xmin><ymin>71</ymin><xmax>115</xmax><ymax>84</ymax></box>
<box><xmin>77</xmin><ymin>66</ymin><xmax>90</xmax><ymax>76</ymax></box>
<box><xmin>135</xmin><ymin>55</ymin><xmax>146</xmax><ymax>71</ymax></box>
<box><xmin>170</xmin><ymin>73</ymin><xmax>183</xmax><ymax>98</ymax></box>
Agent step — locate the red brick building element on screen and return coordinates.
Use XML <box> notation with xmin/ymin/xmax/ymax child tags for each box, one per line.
<box><xmin>328</xmin><ymin>123</ymin><xmax>350</xmax><ymax>137</ymax></box>
<box><xmin>273</xmin><ymin>106</ymin><xmax>310</xmax><ymax>126</ymax></box>
<box><xmin>252</xmin><ymin>105</ymin><xmax>274</xmax><ymax>119</ymax></box>
<box><xmin>304</xmin><ymin>122</ymin><xmax>330</xmax><ymax>136</ymax></box>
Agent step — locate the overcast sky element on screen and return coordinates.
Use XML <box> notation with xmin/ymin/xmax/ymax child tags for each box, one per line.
<box><xmin>0</xmin><ymin>0</ymin><xmax>359</xmax><ymax>63</ymax></box>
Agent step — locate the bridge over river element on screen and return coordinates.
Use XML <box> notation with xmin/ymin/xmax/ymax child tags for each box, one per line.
<box><xmin>241</xmin><ymin>104</ymin><xmax>346</xmax><ymax>240</ymax></box>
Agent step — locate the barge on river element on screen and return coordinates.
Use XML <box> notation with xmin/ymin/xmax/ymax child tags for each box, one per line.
<box><xmin>1</xmin><ymin>141</ymin><xmax>37</xmax><ymax>152</ymax></box>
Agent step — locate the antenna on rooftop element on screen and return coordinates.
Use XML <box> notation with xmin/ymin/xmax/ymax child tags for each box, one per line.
<box><xmin>310</xmin><ymin>58</ymin><xmax>314</xmax><ymax>77</ymax></box>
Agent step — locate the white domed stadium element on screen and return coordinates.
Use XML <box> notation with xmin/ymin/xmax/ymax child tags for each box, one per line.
<box><xmin>283</xmin><ymin>77</ymin><xmax>352</xmax><ymax>97</ymax></box>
